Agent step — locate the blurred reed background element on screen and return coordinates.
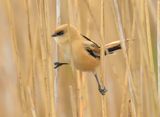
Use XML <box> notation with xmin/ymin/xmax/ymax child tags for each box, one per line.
<box><xmin>0</xmin><ymin>0</ymin><xmax>160</xmax><ymax>117</ymax></box>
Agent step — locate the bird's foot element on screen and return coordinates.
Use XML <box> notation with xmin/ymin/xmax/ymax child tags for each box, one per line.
<box><xmin>99</xmin><ymin>86</ymin><xmax>107</xmax><ymax>95</ymax></box>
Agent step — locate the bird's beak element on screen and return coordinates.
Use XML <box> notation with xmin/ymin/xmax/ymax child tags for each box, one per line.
<box><xmin>51</xmin><ymin>32</ymin><xmax>57</xmax><ymax>37</ymax></box>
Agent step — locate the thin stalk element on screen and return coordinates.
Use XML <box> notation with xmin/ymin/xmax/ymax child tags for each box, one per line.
<box><xmin>27</xmin><ymin>87</ymin><xmax>37</xmax><ymax>117</ymax></box>
<box><xmin>145</xmin><ymin>0</ymin><xmax>159</xmax><ymax>116</ymax></box>
<box><xmin>100</xmin><ymin>0</ymin><xmax>107</xmax><ymax>117</ymax></box>
<box><xmin>158</xmin><ymin>0</ymin><xmax>160</xmax><ymax>101</ymax></box>
<box><xmin>43</xmin><ymin>0</ymin><xmax>56</xmax><ymax>116</ymax></box>
<box><xmin>69</xmin><ymin>85</ymin><xmax>77</xmax><ymax>117</ymax></box>
<box><xmin>113</xmin><ymin>0</ymin><xmax>136</xmax><ymax>116</ymax></box>
<box><xmin>54</xmin><ymin>0</ymin><xmax>61</xmax><ymax>109</ymax></box>
<box><xmin>120</xmin><ymin>70</ymin><xmax>129</xmax><ymax>117</ymax></box>
<box><xmin>37</xmin><ymin>0</ymin><xmax>49</xmax><ymax>116</ymax></box>
<box><xmin>6</xmin><ymin>0</ymin><xmax>26</xmax><ymax>114</ymax></box>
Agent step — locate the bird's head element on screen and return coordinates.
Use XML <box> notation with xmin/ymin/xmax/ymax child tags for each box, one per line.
<box><xmin>52</xmin><ymin>24</ymin><xmax>78</xmax><ymax>45</ymax></box>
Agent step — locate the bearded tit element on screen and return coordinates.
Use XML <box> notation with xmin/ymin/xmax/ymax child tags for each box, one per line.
<box><xmin>52</xmin><ymin>24</ymin><xmax>124</xmax><ymax>95</ymax></box>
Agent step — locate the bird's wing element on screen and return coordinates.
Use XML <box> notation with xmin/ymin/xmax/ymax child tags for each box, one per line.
<box><xmin>81</xmin><ymin>34</ymin><xmax>100</xmax><ymax>48</ymax></box>
<box><xmin>84</xmin><ymin>44</ymin><xmax>101</xmax><ymax>59</ymax></box>
<box><xmin>81</xmin><ymin>34</ymin><xmax>107</xmax><ymax>59</ymax></box>
<box><xmin>82</xmin><ymin>40</ymin><xmax>101</xmax><ymax>59</ymax></box>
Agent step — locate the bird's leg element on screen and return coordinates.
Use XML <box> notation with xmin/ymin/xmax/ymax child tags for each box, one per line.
<box><xmin>94</xmin><ymin>73</ymin><xmax>107</xmax><ymax>95</ymax></box>
<box><xmin>54</xmin><ymin>62</ymin><xmax>68</xmax><ymax>69</ymax></box>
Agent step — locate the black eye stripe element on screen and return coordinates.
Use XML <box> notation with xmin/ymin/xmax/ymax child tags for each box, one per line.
<box><xmin>56</xmin><ymin>31</ymin><xmax>64</xmax><ymax>35</ymax></box>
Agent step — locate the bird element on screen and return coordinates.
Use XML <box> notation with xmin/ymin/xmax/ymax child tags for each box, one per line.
<box><xmin>52</xmin><ymin>24</ymin><xmax>123</xmax><ymax>95</ymax></box>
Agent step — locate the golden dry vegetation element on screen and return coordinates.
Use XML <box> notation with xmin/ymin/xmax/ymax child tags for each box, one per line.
<box><xmin>0</xmin><ymin>0</ymin><xmax>160</xmax><ymax>117</ymax></box>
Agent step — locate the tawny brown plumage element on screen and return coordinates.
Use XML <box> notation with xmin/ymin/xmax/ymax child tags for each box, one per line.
<box><xmin>52</xmin><ymin>24</ymin><xmax>128</xmax><ymax>95</ymax></box>
<box><xmin>53</xmin><ymin>24</ymin><xmax>100</xmax><ymax>71</ymax></box>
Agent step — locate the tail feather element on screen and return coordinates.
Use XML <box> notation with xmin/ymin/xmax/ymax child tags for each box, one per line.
<box><xmin>107</xmin><ymin>44</ymin><xmax>121</xmax><ymax>54</ymax></box>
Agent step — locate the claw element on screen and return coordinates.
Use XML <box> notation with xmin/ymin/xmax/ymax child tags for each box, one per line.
<box><xmin>99</xmin><ymin>86</ymin><xmax>107</xmax><ymax>95</ymax></box>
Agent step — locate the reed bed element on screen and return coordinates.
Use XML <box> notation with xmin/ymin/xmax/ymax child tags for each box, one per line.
<box><xmin>0</xmin><ymin>0</ymin><xmax>159</xmax><ymax>117</ymax></box>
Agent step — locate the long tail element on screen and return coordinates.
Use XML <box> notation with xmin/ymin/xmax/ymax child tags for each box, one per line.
<box><xmin>105</xmin><ymin>39</ymin><xmax>133</xmax><ymax>54</ymax></box>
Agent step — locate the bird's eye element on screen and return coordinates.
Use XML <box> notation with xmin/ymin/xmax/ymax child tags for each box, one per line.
<box><xmin>56</xmin><ymin>31</ymin><xmax>64</xmax><ymax>36</ymax></box>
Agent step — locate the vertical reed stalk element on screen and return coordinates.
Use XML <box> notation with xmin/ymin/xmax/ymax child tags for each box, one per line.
<box><xmin>54</xmin><ymin>0</ymin><xmax>61</xmax><ymax>110</ymax></box>
<box><xmin>157</xmin><ymin>0</ymin><xmax>160</xmax><ymax>116</ymax></box>
<box><xmin>43</xmin><ymin>0</ymin><xmax>56</xmax><ymax>116</ymax></box>
<box><xmin>69</xmin><ymin>85</ymin><xmax>77</xmax><ymax>117</ymax></box>
<box><xmin>82</xmin><ymin>0</ymin><xmax>101</xmax><ymax>39</ymax></box>
<box><xmin>120</xmin><ymin>70</ymin><xmax>129</xmax><ymax>117</ymax></box>
<box><xmin>100</xmin><ymin>0</ymin><xmax>107</xmax><ymax>117</ymax></box>
<box><xmin>27</xmin><ymin>87</ymin><xmax>37</xmax><ymax>117</ymax></box>
<box><xmin>6</xmin><ymin>0</ymin><xmax>26</xmax><ymax>115</ymax></box>
<box><xmin>113</xmin><ymin>0</ymin><xmax>136</xmax><ymax>116</ymax></box>
<box><xmin>24</xmin><ymin>0</ymin><xmax>36</xmax><ymax>116</ymax></box>
<box><xmin>144</xmin><ymin>1</ymin><xmax>160</xmax><ymax>116</ymax></box>
<box><xmin>158</xmin><ymin>0</ymin><xmax>160</xmax><ymax>101</ymax></box>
